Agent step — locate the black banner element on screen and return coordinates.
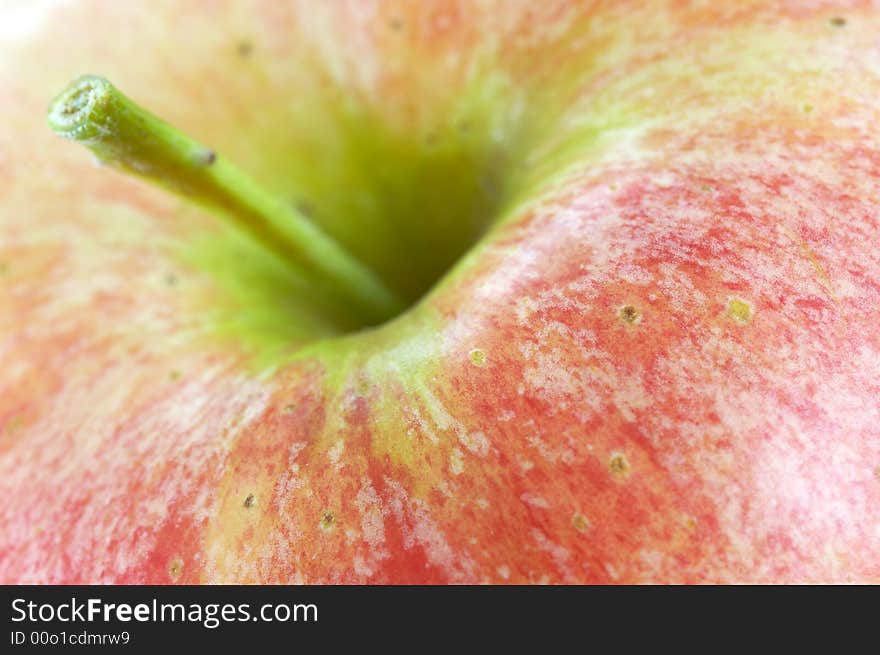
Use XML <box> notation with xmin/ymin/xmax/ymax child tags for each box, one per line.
<box><xmin>1</xmin><ymin>585</ymin><xmax>874</xmax><ymax>650</ymax></box>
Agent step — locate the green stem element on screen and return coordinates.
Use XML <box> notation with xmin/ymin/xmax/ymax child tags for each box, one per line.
<box><xmin>48</xmin><ymin>75</ymin><xmax>405</xmax><ymax>325</ymax></box>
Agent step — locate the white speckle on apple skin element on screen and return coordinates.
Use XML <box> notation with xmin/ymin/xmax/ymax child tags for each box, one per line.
<box><xmin>384</xmin><ymin>479</ymin><xmax>475</xmax><ymax>581</ymax></box>
<box><xmin>526</xmin><ymin>434</ymin><xmax>576</xmax><ymax>465</ymax></box>
<box><xmin>531</xmin><ymin>529</ymin><xmax>574</xmax><ymax>582</ymax></box>
<box><xmin>327</xmin><ymin>439</ymin><xmax>345</xmax><ymax>468</ymax></box>
<box><xmin>521</xmin><ymin>494</ymin><xmax>550</xmax><ymax>509</ymax></box>
<box><xmin>449</xmin><ymin>448</ymin><xmax>464</xmax><ymax>476</ymax></box>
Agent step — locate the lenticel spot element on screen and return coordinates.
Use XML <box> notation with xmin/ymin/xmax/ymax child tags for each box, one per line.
<box><xmin>727</xmin><ymin>297</ymin><xmax>753</xmax><ymax>324</ymax></box>
<box><xmin>572</xmin><ymin>513</ymin><xmax>591</xmax><ymax>533</ymax></box>
<box><xmin>169</xmin><ymin>557</ymin><xmax>183</xmax><ymax>580</ymax></box>
<box><xmin>618</xmin><ymin>304</ymin><xmax>641</xmax><ymax>325</ymax></box>
<box><xmin>469</xmin><ymin>348</ymin><xmax>487</xmax><ymax>367</ymax></box>
<box><xmin>237</xmin><ymin>40</ymin><xmax>253</xmax><ymax>57</ymax></box>
<box><xmin>196</xmin><ymin>149</ymin><xmax>216</xmax><ymax>166</ymax></box>
<box><xmin>609</xmin><ymin>452</ymin><xmax>630</xmax><ymax>477</ymax></box>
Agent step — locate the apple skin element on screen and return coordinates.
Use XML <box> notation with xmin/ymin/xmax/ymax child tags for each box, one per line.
<box><xmin>1</xmin><ymin>0</ymin><xmax>880</xmax><ymax>583</ymax></box>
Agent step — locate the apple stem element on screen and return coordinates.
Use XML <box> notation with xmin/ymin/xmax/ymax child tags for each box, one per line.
<box><xmin>47</xmin><ymin>75</ymin><xmax>405</xmax><ymax>325</ymax></box>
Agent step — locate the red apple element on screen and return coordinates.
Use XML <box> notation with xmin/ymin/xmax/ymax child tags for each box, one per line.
<box><xmin>1</xmin><ymin>1</ymin><xmax>879</xmax><ymax>583</ymax></box>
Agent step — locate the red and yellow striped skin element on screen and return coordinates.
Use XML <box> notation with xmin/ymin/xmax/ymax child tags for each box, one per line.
<box><xmin>1</xmin><ymin>1</ymin><xmax>879</xmax><ymax>582</ymax></box>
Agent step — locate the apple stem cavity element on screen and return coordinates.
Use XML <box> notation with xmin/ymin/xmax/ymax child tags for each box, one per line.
<box><xmin>47</xmin><ymin>75</ymin><xmax>405</xmax><ymax>326</ymax></box>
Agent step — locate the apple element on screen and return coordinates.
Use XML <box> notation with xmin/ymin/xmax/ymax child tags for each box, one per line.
<box><xmin>1</xmin><ymin>0</ymin><xmax>879</xmax><ymax>584</ymax></box>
